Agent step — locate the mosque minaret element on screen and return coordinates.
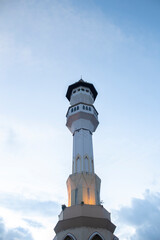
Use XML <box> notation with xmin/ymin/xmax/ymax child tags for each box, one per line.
<box><xmin>54</xmin><ymin>79</ymin><xmax>119</xmax><ymax>240</ymax></box>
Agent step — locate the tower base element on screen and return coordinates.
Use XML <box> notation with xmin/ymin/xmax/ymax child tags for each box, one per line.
<box><xmin>54</xmin><ymin>204</ymin><xmax>119</xmax><ymax>240</ymax></box>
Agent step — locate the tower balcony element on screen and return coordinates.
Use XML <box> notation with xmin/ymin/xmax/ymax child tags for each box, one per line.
<box><xmin>66</xmin><ymin>103</ymin><xmax>99</xmax><ymax>134</ymax></box>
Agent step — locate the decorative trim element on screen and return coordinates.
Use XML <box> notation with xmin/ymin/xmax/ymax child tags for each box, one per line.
<box><xmin>66</xmin><ymin>112</ymin><xmax>99</xmax><ymax>132</ymax></box>
<box><xmin>54</xmin><ymin>216</ymin><xmax>116</xmax><ymax>234</ymax></box>
<box><xmin>74</xmin><ymin>128</ymin><xmax>92</xmax><ymax>135</ymax></box>
<box><xmin>66</xmin><ymin>102</ymin><xmax>98</xmax><ymax>117</ymax></box>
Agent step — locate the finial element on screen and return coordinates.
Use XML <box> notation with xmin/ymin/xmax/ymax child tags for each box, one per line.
<box><xmin>79</xmin><ymin>75</ymin><xmax>84</xmax><ymax>82</ymax></box>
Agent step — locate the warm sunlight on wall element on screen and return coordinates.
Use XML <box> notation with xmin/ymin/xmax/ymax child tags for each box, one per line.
<box><xmin>83</xmin><ymin>188</ymin><xmax>96</xmax><ymax>205</ymax></box>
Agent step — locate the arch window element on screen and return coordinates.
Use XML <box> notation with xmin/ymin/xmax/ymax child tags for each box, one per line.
<box><xmin>89</xmin><ymin>232</ymin><xmax>104</xmax><ymax>240</ymax></box>
<box><xmin>71</xmin><ymin>108</ymin><xmax>73</xmax><ymax>113</ymax></box>
<box><xmin>64</xmin><ymin>236</ymin><xmax>72</xmax><ymax>240</ymax></box>
<box><xmin>75</xmin><ymin>188</ymin><xmax>78</xmax><ymax>204</ymax></box>
<box><xmin>87</xmin><ymin>187</ymin><xmax>90</xmax><ymax>199</ymax></box>
<box><xmin>84</xmin><ymin>156</ymin><xmax>89</xmax><ymax>172</ymax></box>
<box><xmin>64</xmin><ymin>233</ymin><xmax>76</xmax><ymax>240</ymax></box>
<box><xmin>76</xmin><ymin>157</ymin><xmax>81</xmax><ymax>173</ymax></box>
<box><xmin>77</xmin><ymin>106</ymin><xmax>79</xmax><ymax>110</ymax></box>
<box><xmin>82</xmin><ymin>105</ymin><xmax>92</xmax><ymax>112</ymax></box>
<box><xmin>91</xmin><ymin>160</ymin><xmax>94</xmax><ymax>172</ymax></box>
<box><xmin>92</xmin><ymin>235</ymin><xmax>103</xmax><ymax>240</ymax></box>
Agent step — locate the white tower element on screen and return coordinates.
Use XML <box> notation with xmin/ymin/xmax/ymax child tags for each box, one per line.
<box><xmin>54</xmin><ymin>79</ymin><xmax>119</xmax><ymax>240</ymax></box>
<box><xmin>66</xmin><ymin>79</ymin><xmax>100</xmax><ymax>207</ymax></box>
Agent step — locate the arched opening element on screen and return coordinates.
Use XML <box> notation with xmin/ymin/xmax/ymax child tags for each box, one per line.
<box><xmin>75</xmin><ymin>188</ymin><xmax>78</xmax><ymax>204</ymax></box>
<box><xmin>91</xmin><ymin>159</ymin><xmax>94</xmax><ymax>172</ymax></box>
<box><xmin>64</xmin><ymin>236</ymin><xmax>72</xmax><ymax>240</ymax></box>
<box><xmin>92</xmin><ymin>235</ymin><xmax>103</xmax><ymax>240</ymax></box>
<box><xmin>89</xmin><ymin>232</ymin><xmax>104</xmax><ymax>240</ymax></box>
<box><xmin>76</xmin><ymin>157</ymin><xmax>81</xmax><ymax>172</ymax></box>
<box><xmin>84</xmin><ymin>156</ymin><xmax>89</xmax><ymax>172</ymax></box>
<box><xmin>64</xmin><ymin>233</ymin><xmax>76</xmax><ymax>240</ymax></box>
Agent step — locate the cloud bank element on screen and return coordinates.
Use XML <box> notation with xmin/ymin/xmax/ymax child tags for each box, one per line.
<box><xmin>23</xmin><ymin>218</ymin><xmax>44</xmax><ymax>228</ymax></box>
<box><xmin>116</xmin><ymin>190</ymin><xmax>160</xmax><ymax>240</ymax></box>
<box><xmin>0</xmin><ymin>217</ymin><xmax>33</xmax><ymax>240</ymax></box>
<box><xmin>0</xmin><ymin>193</ymin><xmax>59</xmax><ymax>217</ymax></box>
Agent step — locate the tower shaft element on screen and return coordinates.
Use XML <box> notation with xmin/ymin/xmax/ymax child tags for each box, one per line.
<box><xmin>66</xmin><ymin>81</ymin><xmax>100</xmax><ymax>207</ymax></box>
<box><xmin>73</xmin><ymin>129</ymin><xmax>94</xmax><ymax>174</ymax></box>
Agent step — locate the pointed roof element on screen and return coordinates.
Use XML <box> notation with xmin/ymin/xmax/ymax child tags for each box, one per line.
<box><xmin>66</xmin><ymin>79</ymin><xmax>98</xmax><ymax>101</ymax></box>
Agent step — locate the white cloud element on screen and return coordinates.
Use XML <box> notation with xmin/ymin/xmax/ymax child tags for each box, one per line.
<box><xmin>115</xmin><ymin>190</ymin><xmax>160</xmax><ymax>240</ymax></box>
<box><xmin>0</xmin><ymin>114</ymin><xmax>70</xmax><ymax>205</ymax></box>
<box><xmin>0</xmin><ymin>193</ymin><xmax>59</xmax><ymax>240</ymax></box>
<box><xmin>0</xmin><ymin>193</ymin><xmax>59</xmax><ymax>216</ymax></box>
<box><xmin>0</xmin><ymin>217</ymin><xmax>33</xmax><ymax>240</ymax></box>
<box><xmin>23</xmin><ymin>218</ymin><xmax>44</xmax><ymax>228</ymax></box>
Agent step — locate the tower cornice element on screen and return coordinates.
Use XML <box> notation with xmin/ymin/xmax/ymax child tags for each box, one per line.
<box><xmin>66</xmin><ymin>80</ymin><xmax>98</xmax><ymax>101</ymax></box>
<box><xmin>66</xmin><ymin>102</ymin><xmax>98</xmax><ymax>117</ymax></box>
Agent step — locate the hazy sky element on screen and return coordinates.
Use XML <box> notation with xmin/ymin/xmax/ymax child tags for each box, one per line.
<box><xmin>0</xmin><ymin>0</ymin><xmax>160</xmax><ymax>239</ymax></box>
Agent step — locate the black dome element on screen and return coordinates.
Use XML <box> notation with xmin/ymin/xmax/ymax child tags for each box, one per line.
<box><xmin>66</xmin><ymin>79</ymin><xmax>98</xmax><ymax>101</ymax></box>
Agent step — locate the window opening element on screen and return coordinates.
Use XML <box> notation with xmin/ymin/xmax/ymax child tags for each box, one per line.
<box><xmin>91</xmin><ymin>234</ymin><xmax>103</xmax><ymax>240</ymax></box>
<box><xmin>97</xmin><ymin>191</ymin><xmax>100</xmax><ymax>204</ymax></box>
<box><xmin>77</xmin><ymin>157</ymin><xmax>81</xmax><ymax>172</ymax></box>
<box><xmin>91</xmin><ymin>160</ymin><xmax>94</xmax><ymax>172</ymax></box>
<box><xmin>75</xmin><ymin>188</ymin><xmax>78</xmax><ymax>204</ymax></box>
<box><xmin>84</xmin><ymin>157</ymin><xmax>89</xmax><ymax>172</ymax></box>
<box><xmin>64</xmin><ymin>235</ymin><xmax>75</xmax><ymax>240</ymax></box>
<box><xmin>64</xmin><ymin>237</ymin><xmax>72</xmax><ymax>240</ymax></box>
<box><xmin>87</xmin><ymin>188</ymin><xmax>90</xmax><ymax>199</ymax></box>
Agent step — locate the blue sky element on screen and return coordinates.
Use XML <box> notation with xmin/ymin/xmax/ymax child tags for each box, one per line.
<box><xmin>0</xmin><ymin>0</ymin><xmax>160</xmax><ymax>239</ymax></box>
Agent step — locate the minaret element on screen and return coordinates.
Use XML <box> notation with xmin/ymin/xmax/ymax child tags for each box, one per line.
<box><xmin>54</xmin><ymin>80</ymin><xmax>119</xmax><ymax>240</ymax></box>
